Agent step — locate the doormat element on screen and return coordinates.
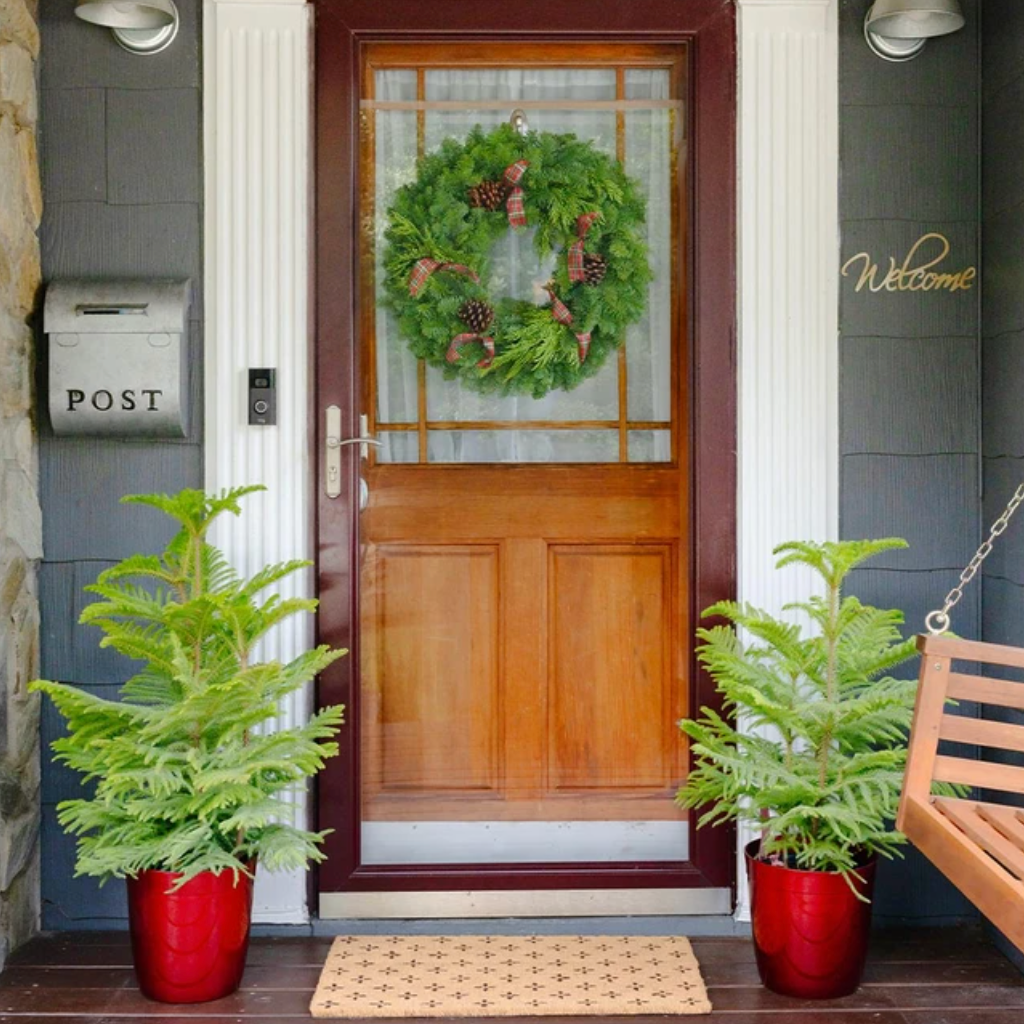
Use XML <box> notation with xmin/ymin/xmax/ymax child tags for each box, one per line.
<box><xmin>309</xmin><ymin>935</ymin><xmax>712</xmax><ymax>1017</ymax></box>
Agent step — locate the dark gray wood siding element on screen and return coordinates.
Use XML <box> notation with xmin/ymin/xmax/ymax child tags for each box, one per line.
<box><xmin>981</xmin><ymin>0</ymin><xmax>1024</xmax><ymax>968</ymax></box>
<box><xmin>36</xmin><ymin>0</ymin><xmax>202</xmax><ymax>929</ymax></box>
<box><xmin>839</xmin><ymin>0</ymin><xmax>981</xmax><ymax>924</ymax></box>
<box><xmin>983</xmin><ymin>0</ymin><xmax>1024</xmax><ymax>586</ymax></box>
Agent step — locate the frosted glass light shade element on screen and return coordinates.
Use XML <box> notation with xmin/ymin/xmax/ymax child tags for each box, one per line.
<box><xmin>864</xmin><ymin>0</ymin><xmax>964</xmax><ymax>61</ymax></box>
<box><xmin>866</xmin><ymin>0</ymin><xmax>964</xmax><ymax>38</ymax></box>
<box><xmin>74</xmin><ymin>0</ymin><xmax>175</xmax><ymax>29</ymax></box>
<box><xmin>74</xmin><ymin>0</ymin><xmax>179</xmax><ymax>54</ymax></box>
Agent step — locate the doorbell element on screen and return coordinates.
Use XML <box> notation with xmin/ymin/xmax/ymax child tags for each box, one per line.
<box><xmin>248</xmin><ymin>368</ymin><xmax>276</xmax><ymax>426</ymax></box>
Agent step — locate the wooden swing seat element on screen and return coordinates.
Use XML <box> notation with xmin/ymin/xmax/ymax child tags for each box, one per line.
<box><xmin>899</xmin><ymin>633</ymin><xmax>1024</xmax><ymax>952</ymax></box>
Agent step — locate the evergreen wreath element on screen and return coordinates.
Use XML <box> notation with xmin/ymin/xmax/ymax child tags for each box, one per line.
<box><xmin>383</xmin><ymin>124</ymin><xmax>652</xmax><ymax>399</ymax></box>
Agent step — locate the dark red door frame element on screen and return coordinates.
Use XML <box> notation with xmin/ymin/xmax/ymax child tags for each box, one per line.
<box><xmin>314</xmin><ymin>0</ymin><xmax>736</xmax><ymax>901</ymax></box>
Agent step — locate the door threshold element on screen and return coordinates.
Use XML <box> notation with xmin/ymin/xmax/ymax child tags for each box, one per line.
<box><xmin>319</xmin><ymin>887</ymin><xmax>732</xmax><ymax>919</ymax></box>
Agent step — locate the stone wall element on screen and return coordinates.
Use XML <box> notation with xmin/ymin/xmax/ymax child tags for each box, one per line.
<box><xmin>0</xmin><ymin>0</ymin><xmax>41</xmax><ymax>970</ymax></box>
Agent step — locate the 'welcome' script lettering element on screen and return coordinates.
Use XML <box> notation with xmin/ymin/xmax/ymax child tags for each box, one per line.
<box><xmin>841</xmin><ymin>233</ymin><xmax>977</xmax><ymax>294</ymax></box>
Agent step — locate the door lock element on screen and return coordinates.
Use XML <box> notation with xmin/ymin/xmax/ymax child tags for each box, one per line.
<box><xmin>325</xmin><ymin>408</ymin><xmax>381</xmax><ymax>499</ymax></box>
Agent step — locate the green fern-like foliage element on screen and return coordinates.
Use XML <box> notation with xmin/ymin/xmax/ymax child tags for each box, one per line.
<box><xmin>31</xmin><ymin>486</ymin><xmax>346</xmax><ymax>887</ymax></box>
<box><xmin>677</xmin><ymin>538</ymin><xmax>933</xmax><ymax>879</ymax></box>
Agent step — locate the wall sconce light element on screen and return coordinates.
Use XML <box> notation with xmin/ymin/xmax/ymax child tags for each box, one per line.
<box><xmin>864</xmin><ymin>0</ymin><xmax>965</xmax><ymax>62</ymax></box>
<box><xmin>74</xmin><ymin>0</ymin><xmax>179</xmax><ymax>55</ymax></box>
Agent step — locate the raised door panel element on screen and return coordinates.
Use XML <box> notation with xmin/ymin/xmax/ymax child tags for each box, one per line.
<box><xmin>364</xmin><ymin>468</ymin><xmax>679</xmax><ymax>543</ymax></box>
<box><xmin>548</xmin><ymin>544</ymin><xmax>676</xmax><ymax>793</ymax></box>
<box><xmin>363</xmin><ymin>545</ymin><xmax>500</xmax><ymax>800</ymax></box>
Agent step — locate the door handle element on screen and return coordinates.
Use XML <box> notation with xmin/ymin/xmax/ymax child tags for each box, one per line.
<box><xmin>326</xmin><ymin>408</ymin><xmax>381</xmax><ymax>499</ymax></box>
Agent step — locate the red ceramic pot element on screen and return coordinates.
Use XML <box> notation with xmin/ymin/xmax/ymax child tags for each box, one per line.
<box><xmin>126</xmin><ymin>865</ymin><xmax>255</xmax><ymax>1003</ymax></box>
<box><xmin>746</xmin><ymin>840</ymin><xmax>876</xmax><ymax>999</ymax></box>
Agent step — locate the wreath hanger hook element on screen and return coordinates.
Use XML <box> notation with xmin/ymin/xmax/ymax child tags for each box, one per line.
<box><xmin>510</xmin><ymin>109</ymin><xmax>529</xmax><ymax>136</ymax></box>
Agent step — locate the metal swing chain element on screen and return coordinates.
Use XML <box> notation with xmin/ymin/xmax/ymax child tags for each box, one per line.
<box><xmin>925</xmin><ymin>481</ymin><xmax>1024</xmax><ymax>635</ymax></box>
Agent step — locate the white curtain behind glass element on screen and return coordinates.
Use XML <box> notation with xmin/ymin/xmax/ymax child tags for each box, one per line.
<box><xmin>374</xmin><ymin>68</ymin><xmax>672</xmax><ymax>464</ymax></box>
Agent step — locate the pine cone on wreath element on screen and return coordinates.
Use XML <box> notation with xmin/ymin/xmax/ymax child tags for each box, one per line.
<box><xmin>458</xmin><ymin>299</ymin><xmax>495</xmax><ymax>334</ymax></box>
<box><xmin>468</xmin><ymin>179</ymin><xmax>508</xmax><ymax>212</ymax></box>
<box><xmin>583</xmin><ymin>252</ymin><xmax>608</xmax><ymax>285</ymax></box>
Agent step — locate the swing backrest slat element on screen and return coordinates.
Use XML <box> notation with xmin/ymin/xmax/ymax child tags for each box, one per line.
<box><xmin>933</xmin><ymin>755</ymin><xmax>1024</xmax><ymax>795</ymax></box>
<box><xmin>921</xmin><ymin>633</ymin><xmax>1024</xmax><ymax>671</ymax></box>
<box><xmin>899</xmin><ymin>634</ymin><xmax>1024</xmax><ymax>824</ymax></box>
<box><xmin>938</xmin><ymin>714</ymin><xmax>1024</xmax><ymax>757</ymax></box>
<box><xmin>947</xmin><ymin>673</ymin><xmax>1024</xmax><ymax>712</ymax></box>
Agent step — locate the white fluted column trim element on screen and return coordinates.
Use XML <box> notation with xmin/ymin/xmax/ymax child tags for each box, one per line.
<box><xmin>735</xmin><ymin>0</ymin><xmax>840</xmax><ymax>921</ymax></box>
<box><xmin>204</xmin><ymin>0</ymin><xmax>313</xmax><ymax>923</ymax></box>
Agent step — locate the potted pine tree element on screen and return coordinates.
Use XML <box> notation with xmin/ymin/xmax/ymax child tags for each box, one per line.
<box><xmin>677</xmin><ymin>539</ymin><xmax>940</xmax><ymax>999</ymax></box>
<box><xmin>32</xmin><ymin>486</ymin><xmax>345</xmax><ymax>1004</ymax></box>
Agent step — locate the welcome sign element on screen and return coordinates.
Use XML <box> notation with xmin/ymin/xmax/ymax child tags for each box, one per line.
<box><xmin>841</xmin><ymin>232</ymin><xmax>977</xmax><ymax>294</ymax></box>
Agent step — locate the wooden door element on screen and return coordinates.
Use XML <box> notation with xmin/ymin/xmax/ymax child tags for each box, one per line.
<box><xmin>315</xmin><ymin>0</ymin><xmax>736</xmax><ymax>898</ymax></box>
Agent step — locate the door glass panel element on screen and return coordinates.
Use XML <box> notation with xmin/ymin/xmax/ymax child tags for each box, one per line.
<box><xmin>624</xmin><ymin>68</ymin><xmax>670</xmax><ymax>100</ymax></box>
<box><xmin>628</xmin><ymin>429</ymin><xmax>672</xmax><ymax>463</ymax></box>
<box><xmin>425</xmin><ymin>69</ymin><xmax>618</xmax><ymax>152</ymax></box>
<box><xmin>624</xmin><ymin>72</ymin><xmax>672</xmax><ymax>428</ymax></box>
<box><xmin>372</xmin><ymin>64</ymin><xmax>677</xmax><ymax>465</ymax></box>
<box><xmin>425</xmin><ymin>68</ymin><xmax>618</xmax><ymax>100</ymax></box>
<box><xmin>426</xmin><ymin>332</ymin><xmax>619</xmax><ymax>425</ymax></box>
<box><xmin>378</xmin><ymin>68</ymin><xmax>418</xmax><ymax>101</ymax></box>
<box><xmin>377</xmin><ymin>432</ymin><xmax>419</xmax><ymax>464</ymax></box>
<box><xmin>374</xmin><ymin>72</ymin><xmax>420</xmax><ymax>425</ymax></box>
<box><xmin>428</xmin><ymin>429</ymin><xmax>619</xmax><ymax>464</ymax></box>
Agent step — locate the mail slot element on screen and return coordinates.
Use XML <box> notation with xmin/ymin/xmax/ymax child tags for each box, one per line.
<box><xmin>45</xmin><ymin>279</ymin><xmax>190</xmax><ymax>437</ymax></box>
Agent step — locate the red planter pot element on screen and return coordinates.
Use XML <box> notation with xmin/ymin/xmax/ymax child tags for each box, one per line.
<box><xmin>126</xmin><ymin>865</ymin><xmax>255</xmax><ymax>1003</ymax></box>
<box><xmin>746</xmin><ymin>841</ymin><xmax>876</xmax><ymax>999</ymax></box>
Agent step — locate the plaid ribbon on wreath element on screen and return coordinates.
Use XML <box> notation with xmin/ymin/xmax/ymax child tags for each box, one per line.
<box><xmin>503</xmin><ymin>161</ymin><xmax>530</xmax><ymax>228</ymax></box>
<box><xmin>545</xmin><ymin>286</ymin><xmax>592</xmax><ymax>364</ymax></box>
<box><xmin>446</xmin><ymin>332</ymin><xmax>495</xmax><ymax>369</ymax></box>
<box><xmin>546</xmin><ymin>286</ymin><xmax>573</xmax><ymax>327</ymax></box>
<box><xmin>408</xmin><ymin>258</ymin><xmax>480</xmax><ymax>297</ymax></box>
<box><xmin>574</xmin><ymin>331</ymin><xmax>592</xmax><ymax>362</ymax></box>
<box><xmin>567</xmin><ymin>212</ymin><xmax>601</xmax><ymax>283</ymax></box>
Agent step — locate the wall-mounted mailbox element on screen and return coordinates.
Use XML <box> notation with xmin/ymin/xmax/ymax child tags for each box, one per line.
<box><xmin>45</xmin><ymin>279</ymin><xmax>191</xmax><ymax>437</ymax></box>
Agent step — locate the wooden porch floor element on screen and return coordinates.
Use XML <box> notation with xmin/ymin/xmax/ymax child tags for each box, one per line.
<box><xmin>1</xmin><ymin>928</ymin><xmax>1023</xmax><ymax>1022</ymax></box>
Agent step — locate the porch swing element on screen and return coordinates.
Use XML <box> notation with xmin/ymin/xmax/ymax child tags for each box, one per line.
<box><xmin>898</xmin><ymin>482</ymin><xmax>1024</xmax><ymax>951</ymax></box>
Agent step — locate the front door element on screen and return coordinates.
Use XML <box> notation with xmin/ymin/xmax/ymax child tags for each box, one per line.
<box><xmin>315</xmin><ymin>2</ymin><xmax>736</xmax><ymax>915</ymax></box>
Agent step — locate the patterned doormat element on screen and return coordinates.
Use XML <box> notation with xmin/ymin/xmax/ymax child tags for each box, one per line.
<box><xmin>309</xmin><ymin>935</ymin><xmax>712</xmax><ymax>1017</ymax></box>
